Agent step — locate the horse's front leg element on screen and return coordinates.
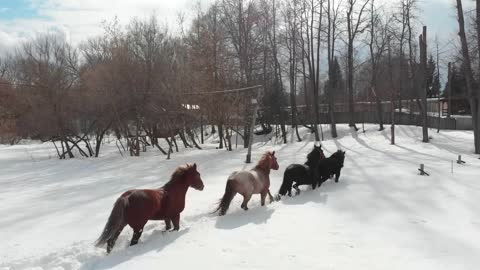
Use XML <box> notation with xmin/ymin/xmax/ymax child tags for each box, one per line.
<box><xmin>335</xmin><ymin>171</ymin><xmax>341</xmax><ymax>183</ymax></box>
<box><xmin>260</xmin><ymin>191</ymin><xmax>267</xmax><ymax>206</ymax></box>
<box><xmin>172</xmin><ymin>214</ymin><xmax>180</xmax><ymax>231</ymax></box>
<box><xmin>164</xmin><ymin>219</ymin><xmax>172</xmax><ymax>231</ymax></box>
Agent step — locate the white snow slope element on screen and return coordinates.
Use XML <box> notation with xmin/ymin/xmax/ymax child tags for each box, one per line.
<box><xmin>1</xmin><ymin>125</ymin><xmax>479</xmax><ymax>270</ymax></box>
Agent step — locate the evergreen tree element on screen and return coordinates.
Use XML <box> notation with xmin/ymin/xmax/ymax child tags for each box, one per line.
<box><xmin>426</xmin><ymin>55</ymin><xmax>441</xmax><ymax>98</ymax></box>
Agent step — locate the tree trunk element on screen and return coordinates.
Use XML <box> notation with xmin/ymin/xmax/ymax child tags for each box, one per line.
<box><xmin>388</xmin><ymin>35</ymin><xmax>395</xmax><ymax>145</ymax></box>
<box><xmin>179</xmin><ymin>130</ymin><xmax>191</xmax><ymax>148</ymax></box>
<box><xmin>376</xmin><ymin>97</ymin><xmax>384</xmax><ymax>131</ymax></box>
<box><xmin>456</xmin><ymin>0</ymin><xmax>479</xmax><ymax>152</ymax></box>
<box><xmin>225</xmin><ymin>127</ymin><xmax>233</xmax><ymax>151</ymax></box>
<box><xmin>475</xmin><ymin>0</ymin><xmax>480</xmax><ymax>153</ymax></box>
<box><xmin>420</xmin><ymin>26</ymin><xmax>429</xmax><ymax>143</ymax></box>
<box><xmin>347</xmin><ymin>6</ymin><xmax>358</xmax><ymax>131</ymax></box>
<box><xmin>218</xmin><ymin>124</ymin><xmax>224</xmax><ymax>149</ymax></box>
<box><xmin>186</xmin><ymin>128</ymin><xmax>202</xmax><ymax>150</ymax></box>
<box><xmin>200</xmin><ymin>115</ymin><xmax>204</xmax><ymax>144</ymax></box>
<box><xmin>63</xmin><ymin>137</ymin><xmax>74</xmax><ymax>158</ymax></box>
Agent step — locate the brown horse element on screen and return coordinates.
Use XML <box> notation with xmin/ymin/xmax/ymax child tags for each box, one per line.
<box><xmin>214</xmin><ymin>151</ymin><xmax>279</xmax><ymax>216</ymax></box>
<box><xmin>95</xmin><ymin>163</ymin><xmax>204</xmax><ymax>253</ymax></box>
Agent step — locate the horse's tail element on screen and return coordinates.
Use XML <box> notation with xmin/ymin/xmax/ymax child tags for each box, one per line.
<box><xmin>95</xmin><ymin>196</ymin><xmax>128</xmax><ymax>247</ymax></box>
<box><xmin>213</xmin><ymin>178</ymin><xmax>237</xmax><ymax>216</ymax></box>
<box><xmin>278</xmin><ymin>170</ymin><xmax>293</xmax><ymax>196</ymax></box>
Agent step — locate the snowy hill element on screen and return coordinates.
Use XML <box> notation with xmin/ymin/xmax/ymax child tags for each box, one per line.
<box><xmin>1</xmin><ymin>125</ymin><xmax>479</xmax><ymax>270</ymax></box>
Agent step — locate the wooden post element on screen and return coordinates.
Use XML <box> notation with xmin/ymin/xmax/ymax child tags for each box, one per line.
<box><xmin>457</xmin><ymin>155</ymin><xmax>466</xmax><ymax>164</ymax></box>
<box><xmin>418</xmin><ymin>164</ymin><xmax>430</xmax><ymax>176</ymax></box>
<box><xmin>246</xmin><ymin>87</ymin><xmax>261</xmax><ymax>163</ymax></box>
<box><xmin>447</xmin><ymin>62</ymin><xmax>452</xmax><ymax>118</ymax></box>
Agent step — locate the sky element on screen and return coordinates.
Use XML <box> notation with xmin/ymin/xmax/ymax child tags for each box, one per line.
<box><xmin>0</xmin><ymin>0</ymin><xmax>472</xmax><ymax>58</ymax></box>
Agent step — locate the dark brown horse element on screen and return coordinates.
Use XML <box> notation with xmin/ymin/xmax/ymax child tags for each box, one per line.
<box><xmin>214</xmin><ymin>151</ymin><xmax>279</xmax><ymax>216</ymax></box>
<box><xmin>95</xmin><ymin>163</ymin><xmax>204</xmax><ymax>253</ymax></box>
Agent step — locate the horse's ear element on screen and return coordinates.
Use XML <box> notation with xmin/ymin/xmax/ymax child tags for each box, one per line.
<box><xmin>272</xmin><ymin>151</ymin><xmax>275</xmax><ymax>156</ymax></box>
<box><xmin>193</xmin><ymin>163</ymin><xmax>197</xmax><ymax>170</ymax></box>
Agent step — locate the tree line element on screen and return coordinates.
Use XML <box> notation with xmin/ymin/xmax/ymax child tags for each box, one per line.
<box><xmin>0</xmin><ymin>0</ymin><xmax>479</xmax><ymax>157</ymax></box>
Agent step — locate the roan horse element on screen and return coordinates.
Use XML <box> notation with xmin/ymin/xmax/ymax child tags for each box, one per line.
<box><xmin>277</xmin><ymin>145</ymin><xmax>325</xmax><ymax>198</ymax></box>
<box><xmin>214</xmin><ymin>151</ymin><xmax>279</xmax><ymax>216</ymax></box>
<box><xmin>95</xmin><ymin>163</ymin><xmax>204</xmax><ymax>253</ymax></box>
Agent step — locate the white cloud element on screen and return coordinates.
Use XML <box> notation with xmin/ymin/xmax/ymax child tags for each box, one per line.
<box><xmin>0</xmin><ymin>0</ymin><xmax>214</xmax><ymax>55</ymax></box>
<box><xmin>0</xmin><ymin>0</ymin><xmax>470</xmax><ymax>57</ymax></box>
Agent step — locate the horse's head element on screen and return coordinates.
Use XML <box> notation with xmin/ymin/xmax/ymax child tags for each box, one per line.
<box><xmin>184</xmin><ymin>163</ymin><xmax>204</xmax><ymax>191</ymax></box>
<box><xmin>332</xmin><ymin>150</ymin><xmax>346</xmax><ymax>164</ymax></box>
<box><xmin>309</xmin><ymin>144</ymin><xmax>325</xmax><ymax>161</ymax></box>
<box><xmin>313</xmin><ymin>145</ymin><xmax>325</xmax><ymax>160</ymax></box>
<box><xmin>258</xmin><ymin>151</ymin><xmax>279</xmax><ymax>171</ymax></box>
<box><xmin>270</xmin><ymin>151</ymin><xmax>279</xmax><ymax>170</ymax></box>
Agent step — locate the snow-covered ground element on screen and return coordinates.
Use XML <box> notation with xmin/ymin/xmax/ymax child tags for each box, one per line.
<box><xmin>1</xmin><ymin>125</ymin><xmax>479</xmax><ymax>270</ymax></box>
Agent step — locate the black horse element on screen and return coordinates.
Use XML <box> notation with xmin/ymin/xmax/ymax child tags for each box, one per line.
<box><xmin>317</xmin><ymin>150</ymin><xmax>346</xmax><ymax>187</ymax></box>
<box><xmin>277</xmin><ymin>145</ymin><xmax>325</xmax><ymax>198</ymax></box>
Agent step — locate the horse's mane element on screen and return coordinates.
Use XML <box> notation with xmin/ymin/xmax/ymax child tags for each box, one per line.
<box><xmin>330</xmin><ymin>150</ymin><xmax>345</xmax><ymax>164</ymax></box>
<box><xmin>255</xmin><ymin>151</ymin><xmax>273</xmax><ymax>171</ymax></box>
<box><xmin>163</xmin><ymin>164</ymin><xmax>192</xmax><ymax>189</ymax></box>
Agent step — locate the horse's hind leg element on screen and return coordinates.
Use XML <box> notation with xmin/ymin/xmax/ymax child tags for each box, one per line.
<box><xmin>293</xmin><ymin>184</ymin><xmax>301</xmax><ymax>195</ymax></box>
<box><xmin>107</xmin><ymin>224</ymin><xmax>125</xmax><ymax>253</ymax></box>
<box><xmin>130</xmin><ymin>228</ymin><xmax>144</xmax><ymax>246</ymax></box>
<box><xmin>241</xmin><ymin>193</ymin><xmax>252</xmax><ymax>210</ymax></box>
<box><xmin>164</xmin><ymin>219</ymin><xmax>172</xmax><ymax>231</ymax></box>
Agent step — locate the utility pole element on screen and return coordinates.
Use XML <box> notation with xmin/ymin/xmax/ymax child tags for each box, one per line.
<box><xmin>246</xmin><ymin>86</ymin><xmax>262</xmax><ymax>163</ymax></box>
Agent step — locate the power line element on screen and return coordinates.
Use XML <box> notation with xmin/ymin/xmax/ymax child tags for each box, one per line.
<box><xmin>177</xmin><ymin>85</ymin><xmax>262</xmax><ymax>95</ymax></box>
<box><xmin>0</xmin><ymin>80</ymin><xmax>262</xmax><ymax>96</ymax></box>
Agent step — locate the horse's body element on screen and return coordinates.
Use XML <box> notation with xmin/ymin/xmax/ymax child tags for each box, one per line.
<box><xmin>317</xmin><ymin>150</ymin><xmax>346</xmax><ymax>187</ymax></box>
<box><xmin>215</xmin><ymin>151</ymin><xmax>279</xmax><ymax>215</ymax></box>
<box><xmin>277</xmin><ymin>145</ymin><xmax>325</xmax><ymax>197</ymax></box>
<box><xmin>95</xmin><ymin>164</ymin><xmax>204</xmax><ymax>253</ymax></box>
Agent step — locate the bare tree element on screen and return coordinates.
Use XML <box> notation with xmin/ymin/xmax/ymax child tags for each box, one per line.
<box><xmin>345</xmin><ymin>0</ymin><xmax>370</xmax><ymax>131</ymax></box>
<box><xmin>325</xmin><ymin>0</ymin><xmax>343</xmax><ymax>138</ymax></box>
<box><xmin>455</xmin><ymin>0</ymin><xmax>480</xmax><ymax>154</ymax></box>
<box><xmin>300</xmin><ymin>0</ymin><xmax>324</xmax><ymax>141</ymax></box>
<box><xmin>283</xmin><ymin>0</ymin><xmax>303</xmax><ymax>141</ymax></box>
<box><xmin>367</xmin><ymin>0</ymin><xmax>389</xmax><ymax>131</ymax></box>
